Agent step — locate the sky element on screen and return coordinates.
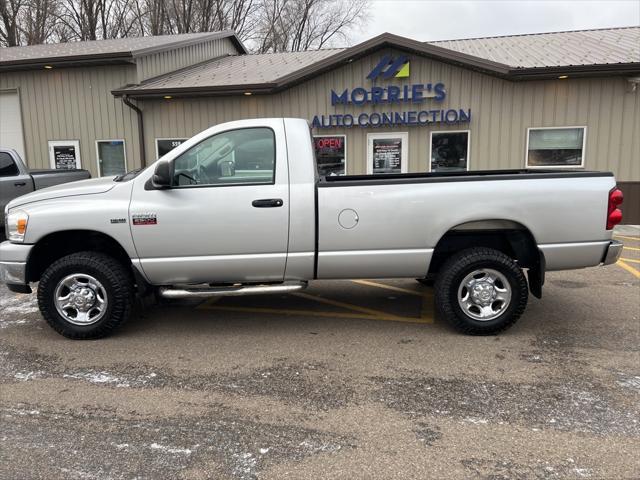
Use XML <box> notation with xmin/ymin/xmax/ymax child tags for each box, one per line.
<box><xmin>351</xmin><ymin>0</ymin><xmax>640</xmax><ymax>43</ymax></box>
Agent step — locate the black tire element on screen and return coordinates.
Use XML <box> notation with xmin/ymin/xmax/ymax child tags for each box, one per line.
<box><xmin>435</xmin><ymin>247</ymin><xmax>528</xmax><ymax>335</ymax></box>
<box><xmin>38</xmin><ymin>252</ymin><xmax>133</xmax><ymax>339</ymax></box>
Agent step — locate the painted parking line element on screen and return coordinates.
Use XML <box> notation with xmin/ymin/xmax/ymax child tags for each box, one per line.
<box><xmin>623</xmin><ymin>246</ymin><xmax>640</xmax><ymax>252</ymax></box>
<box><xmin>197</xmin><ymin>281</ymin><xmax>435</xmax><ymax>324</ymax></box>
<box><xmin>352</xmin><ymin>279</ymin><xmax>434</xmax><ymax>323</ymax></box>
<box><xmin>616</xmin><ymin>260</ymin><xmax>640</xmax><ymax>279</ymax></box>
<box><xmin>292</xmin><ymin>291</ymin><xmax>410</xmax><ymax>320</ymax></box>
<box><xmin>352</xmin><ymin>279</ymin><xmax>423</xmax><ymax>297</ymax></box>
<box><xmin>614</xmin><ymin>235</ymin><xmax>640</xmax><ymax>242</ymax></box>
<box><xmin>620</xmin><ymin>257</ymin><xmax>640</xmax><ymax>264</ymax></box>
<box><xmin>201</xmin><ymin>304</ymin><xmax>432</xmax><ymax>324</ymax></box>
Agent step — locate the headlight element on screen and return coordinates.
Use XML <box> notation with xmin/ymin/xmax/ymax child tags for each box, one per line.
<box><xmin>6</xmin><ymin>210</ymin><xmax>29</xmax><ymax>242</ymax></box>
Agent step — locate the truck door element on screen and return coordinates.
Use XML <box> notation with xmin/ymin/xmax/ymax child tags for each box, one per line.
<box><xmin>129</xmin><ymin>124</ymin><xmax>290</xmax><ymax>285</ymax></box>
<box><xmin>0</xmin><ymin>151</ymin><xmax>32</xmax><ymax>213</ymax></box>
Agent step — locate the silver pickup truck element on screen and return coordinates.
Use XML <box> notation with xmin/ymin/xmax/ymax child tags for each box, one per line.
<box><xmin>1</xmin><ymin>118</ymin><xmax>624</xmax><ymax>339</ymax></box>
<box><xmin>0</xmin><ymin>148</ymin><xmax>91</xmax><ymax>215</ymax></box>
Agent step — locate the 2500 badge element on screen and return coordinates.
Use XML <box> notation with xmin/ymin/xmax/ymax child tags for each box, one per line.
<box><xmin>132</xmin><ymin>213</ymin><xmax>157</xmax><ymax>226</ymax></box>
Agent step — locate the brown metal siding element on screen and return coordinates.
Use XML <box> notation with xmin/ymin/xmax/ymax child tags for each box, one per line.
<box><xmin>140</xmin><ymin>48</ymin><xmax>640</xmax><ymax>181</ymax></box>
<box><xmin>135</xmin><ymin>38</ymin><xmax>239</xmax><ymax>82</ymax></box>
<box><xmin>617</xmin><ymin>182</ymin><xmax>640</xmax><ymax>224</ymax></box>
<box><xmin>0</xmin><ymin>65</ymin><xmax>141</xmax><ymax>176</ymax></box>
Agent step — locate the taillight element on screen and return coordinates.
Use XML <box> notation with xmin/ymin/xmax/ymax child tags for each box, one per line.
<box><xmin>606</xmin><ymin>187</ymin><xmax>623</xmax><ymax>230</ymax></box>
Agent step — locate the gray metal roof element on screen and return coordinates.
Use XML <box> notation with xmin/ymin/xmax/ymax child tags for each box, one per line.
<box><xmin>431</xmin><ymin>26</ymin><xmax>640</xmax><ymax>68</ymax></box>
<box><xmin>115</xmin><ymin>48</ymin><xmax>343</xmax><ymax>93</ymax></box>
<box><xmin>114</xmin><ymin>27</ymin><xmax>640</xmax><ymax>97</ymax></box>
<box><xmin>0</xmin><ymin>31</ymin><xmax>245</xmax><ymax>67</ymax></box>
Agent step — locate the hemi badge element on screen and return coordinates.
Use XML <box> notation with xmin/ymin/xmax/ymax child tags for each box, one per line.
<box><xmin>132</xmin><ymin>213</ymin><xmax>157</xmax><ymax>226</ymax></box>
<box><xmin>110</xmin><ymin>218</ymin><xmax>126</xmax><ymax>224</ymax></box>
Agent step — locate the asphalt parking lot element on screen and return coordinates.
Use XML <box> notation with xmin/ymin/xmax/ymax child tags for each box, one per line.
<box><xmin>1</xmin><ymin>231</ymin><xmax>639</xmax><ymax>480</ymax></box>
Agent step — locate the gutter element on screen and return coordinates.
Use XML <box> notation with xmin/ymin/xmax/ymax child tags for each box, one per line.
<box><xmin>122</xmin><ymin>95</ymin><xmax>146</xmax><ymax>165</ymax></box>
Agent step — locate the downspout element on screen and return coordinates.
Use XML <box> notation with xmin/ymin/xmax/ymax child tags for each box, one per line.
<box><xmin>122</xmin><ymin>95</ymin><xmax>146</xmax><ymax>166</ymax></box>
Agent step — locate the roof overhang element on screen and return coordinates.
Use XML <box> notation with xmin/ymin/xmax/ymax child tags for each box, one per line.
<box><xmin>112</xmin><ymin>33</ymin><xmax>640</xmax><ymax>99</ymax></box>
<box><xmin>0</xmin><ymin>31</ymin><xmax>247</xmax><ymax>72</ymax></box>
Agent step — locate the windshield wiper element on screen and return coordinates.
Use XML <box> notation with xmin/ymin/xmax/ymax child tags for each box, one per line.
<box><xmin>114</xmin><ymin>167</ymin><xmax>144</xmax><ymax>182</ymax></box>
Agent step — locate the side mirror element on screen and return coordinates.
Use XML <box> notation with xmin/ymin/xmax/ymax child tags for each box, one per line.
<box><xmin>152</xmin><ymin>161</ymin><xmax>172</xmax><ymax>188</ymax></box>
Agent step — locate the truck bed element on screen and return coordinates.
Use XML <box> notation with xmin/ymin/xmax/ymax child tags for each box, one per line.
<box><xmin>30</xmin><ymin>169</ymin><xmax>91</xmax><ymax>189</ymax></box>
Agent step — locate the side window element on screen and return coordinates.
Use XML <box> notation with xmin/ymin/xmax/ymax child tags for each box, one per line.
<box><xmin>0</xmin><ymin>152</ymin><xmax>19</xmax><ymax>177</ymax></box>
<box><xmin>173</xmin><ymin>128</ymin><xmax>276</xmax><ymax>187</ymax></box>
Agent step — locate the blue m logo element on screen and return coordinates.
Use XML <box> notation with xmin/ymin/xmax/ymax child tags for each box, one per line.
<box><xmin>367</xmin><ymin>55</ymin><xmax>410</xmax><ymax>80</ymax></box>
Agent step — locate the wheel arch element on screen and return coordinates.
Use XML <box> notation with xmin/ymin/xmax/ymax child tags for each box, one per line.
<box><xmin>429</xmin><ymin>219</ymin><xmax>545</xmax><ymax>298</ymax></box>
<box><xmin>25</xmin><ymin>230</ymin><xmax>149</xmax><ymax>292</ymax></box>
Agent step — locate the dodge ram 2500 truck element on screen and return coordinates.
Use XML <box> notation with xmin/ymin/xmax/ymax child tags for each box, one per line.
<box><xmin>0</xmin><ymin>148</ymin><xmax>91</xmax><ymax>216</ymax></box>
<box><xmin>0</xmin><ymin>118</ymin><xmax>624</xmax><ymax>339</ymax></box>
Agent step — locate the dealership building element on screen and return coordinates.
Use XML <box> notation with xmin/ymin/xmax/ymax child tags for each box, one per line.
<box><xmin>1</xmin><ymin>27</ymin><xmax>639</xmax><ymax>221</ymax></box>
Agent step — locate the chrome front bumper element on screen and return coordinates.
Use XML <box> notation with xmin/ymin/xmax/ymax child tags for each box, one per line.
<box><xmin>0</xmin><ymin>241</ymin><xmax>33</xmax><ymax>289</ymax></box>
<box><xmin>602</xmin><ymin>240</ymin><xmax>623</xmax><ymax>265</ymax></box>
<box><xmin>0</xmin><ymin>260</ymin><xmax>27</xmax><ymax>284</ymax></box>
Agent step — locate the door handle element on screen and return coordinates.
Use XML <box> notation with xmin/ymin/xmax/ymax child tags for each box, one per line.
<box><xmin>252</xmin><ymin>198</ymin><xmax>284</xmax><ymax>208</ymax></box>
<box><xmin>14</xmin><ymin>182</ymin><xmax>26</xmax><ymax>187</ymax></box>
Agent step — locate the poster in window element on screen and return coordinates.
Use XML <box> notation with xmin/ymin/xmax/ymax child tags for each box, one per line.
<box><xmin>372</xmin><ymin>138</ymin><xmax>402</xmax><ymax>174</ymax></box>
<box><xmin>430</xmin><ymin>132</ymin><xmax>469</xmax><ymax>172</ymax></box>
<box><xmin>53</xmin><ymin>145</ymin><xmax>79</xmax><ymax>170</ymax></box>
<box><xmin>157</xmin><ymin>139</ymin><xmax>186</xmax><ymax>159</ymax></box>
<box><xmin>313</xmin><ymin>136</ymin><xmax>345</xmax><ymax>176</ymax></box>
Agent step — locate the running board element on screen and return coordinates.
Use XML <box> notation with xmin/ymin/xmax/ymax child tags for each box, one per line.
<box><xmin>159</xmin><ymin>281</ymin><xmax>307</xmax><ymax>299</ymax></box>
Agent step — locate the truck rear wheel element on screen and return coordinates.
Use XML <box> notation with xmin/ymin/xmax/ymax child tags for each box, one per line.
<box><xmin>37</xmin><ymin>252</ymin><xmax>133</xmax><ymax>339</ymax></box>
<box><xmin>435</xmin><ymin>247</ymin><xmax>528</xmax><ymax>335</ymax></box>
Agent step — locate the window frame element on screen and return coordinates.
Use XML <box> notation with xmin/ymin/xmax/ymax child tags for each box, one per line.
<box><xmin>525</xmin><ymin>126</ymin><xmax>587</xmax><ymax>169</ymax></box>
<box><xmin>428</xmin><ymin>129</ymin><xmax>471</xmax><ymax>173</ymax></box>
<box><xmin>366</xmin><ymin>132</ymin><xmax>409</xmax><ymax>174</ymax></box>
<box><xmin>95</xmin><ymin>139</ymin><xmax>127</xmax><ymax>177</ymax></box>
<box><xmin>48</xmin><ymin>140</ymin><xmax>81</xmax><ymax>169</ymax></box>
<box><xmin>170</xmin><ymin>126</ymin><xmax>277</xmax><ymax>189</ymax></box>
<box><xmin>313</xmin><ymin>134</ymin><xmax>347</xmax><ymax>176</ymax></box>
<box><xmin>0</xmin><ymin>151</ymin><xmax>20</xmax><ymax>177</ymax></box>
<box><xmin>155</xmin><ymin>137</ymin><xmax>188</xmax><ymax>160</ymax></box>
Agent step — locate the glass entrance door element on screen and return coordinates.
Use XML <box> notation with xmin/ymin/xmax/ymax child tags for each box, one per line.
<box><xmin>96</xmin><ymin>140</ymin><xmax>126</xmax><ymax>177</ymax></box>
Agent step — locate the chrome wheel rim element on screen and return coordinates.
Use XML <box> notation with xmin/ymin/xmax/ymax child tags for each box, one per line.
<box><xmin>457</xmin><ymin>268</ymin><xmax>511</xmax><ymax>321</ymax></box>
<box><xmin>54</xmin><ymin>274</ymin><xmax>108</xmax><ymax>325</ymax></box>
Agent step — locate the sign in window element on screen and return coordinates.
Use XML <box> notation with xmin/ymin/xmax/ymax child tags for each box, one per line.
<box><xmin>313</xmin><ymin>135</ymin><xmax>346</xmax><ymax>176</ymax></box>
<box><xmin>367</xmin><ymin>133</ymin><xmax>408</xmax><ymax>174</ymax></box>
<box><xmin>96</xmin><ymin>140</ymin><xmax>126</xmax><ymax>177</ymax></box>
<box><xmin>527</xmin><ymin>127</ymin><xmax>586</xmax><ymax>168</ymax></box>
<box><xmin>156</xmin><ymin>138</ymin><xmax>187</xmax><ymax>159</ymax></box>
<box><xmin>48</xmin><ymin>140</ymin><xmax>81</xmax><ymax>169</ymax></box>
<box><xmin>430</xmin><ymin>131</ymin><xmax>469</xmax><ymax>172</ymax></box>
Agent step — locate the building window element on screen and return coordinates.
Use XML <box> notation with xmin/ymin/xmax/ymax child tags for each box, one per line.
<box><xmin>48</xmin><ymin>140</ymin><xmax>81</xmax><ymax>169</ymax></box>
<box><xmin>96</xmin><ymin>140</ymin><xmax>126</xmax><ymax>177</ymax></box>
<box><xmin>526</xmin><ymin>127</ymin><xmax>586</xmax><ymax>168</ymax></box>
<box><xmin>313</xmin><ymin>135</ymin><xmax>346</xmax><ymax>176</ymax></box>
<box><xmin>156</xmin><ymin>138</ymin><xmax>187</xmax><ymax>159</ymax></box>
<box><xmin>367</xmin><ymin>132</ymin><xmax>408</xmax><ymax>174</ymax></box>
<box><xmin>430</xmin><ymin>130</ymin><xmax>470</xmax><ymax>172</ymax></box>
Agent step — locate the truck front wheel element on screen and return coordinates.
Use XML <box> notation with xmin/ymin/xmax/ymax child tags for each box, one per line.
<box><xmin>37</xmin><ymin>252</ymin><xmax>133</xmax><ymax>339</ymax></box>
<box><xmin>435</xmin><ymin>247</ymin><xmax>528</xmax><ymax>335</ymax></box>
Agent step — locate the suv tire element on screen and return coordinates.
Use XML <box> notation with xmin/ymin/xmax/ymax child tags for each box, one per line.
<box><xmin>435</xmin><ymin>247</ymin><xmax>528</xmax><ymax>335</ymax></box>
<box><xmin>38</xmin><ymin>252</ymin><xmax>133</xmax><ymax>339</ymax></box>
